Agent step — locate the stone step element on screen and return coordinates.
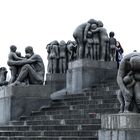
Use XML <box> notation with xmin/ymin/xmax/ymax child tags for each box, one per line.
<box><xmin>83</xmin><ymin>86</ymin><xmax>118</xmax><ymax>93</ymax></box>
<box><xmin>83</xmin><ymin>90</ymin><xmax>118</xmax><ymax>96</ymax></box>
<box><xmin>24</xmin><ymin>109</ymin><xmax>97</xmax><ymax>118</ymax></box>
<box><xmin>31</xmin><ymin>102</ymin><xmax>119</xmax><ymax>116</ymax></box>
<box><xmin>51</xmin><ymin>93</ymin><xmax>118</xmax><ymax>105</ymax></box>
<box><xmin>19</xmin><ymin>108</ymin><xmax>119</xmax><ymax>121</ymax></box>
<box><xmin>47</xmin><ymin>103</ymin><xmax>119</xmax><ymax>111</ymax></box>
<box><xmin>0</xmin><ymin>124</ymin><xmax>101</xmax><ymax>131</ymax></box>
<box><xmin>0</xmin><ymin>136</ymin><xmax>98</xmax><ymax>140</ymax></box>
<box><xmin>0</xmin><ymin>130</ymin><xmax>98</xmax><ymax>137</ymax></box>
<box><xmin>53</xmin><ymin>94</ymin><xmax>117</xmax><ymax>104</ymax></box>
<box><xmin>71</xmin><ymin>103</ymin><xmax>119</xmax><ymax>110</ymax></box>
<box><xmin>70</xmin><ymin>101</ymin><xmax>118</xmax><ymax>110</ymax></box>
<box><xmin>49</xmin><ymin>99</ymin><xmax>119</xmax><ymax>109</ymax></box>
<box><xmin>0</xmin><ymin>131</ymin><xmax>42</xmax><ymax>136</ymax></box>
<box><xmin>40</xmin><ymin>98</ymin><xmax>119</xmax><ymax>112</ymax></box>
<box><xmin>10</xmin><ymin>118</ymin><xmax>101</xmax><ymax>126</ymax></box>
<box><xmin>54</xmin><ymin>90</ymin><xmax>118</xmax><ymax>101</ymax></box>
<box><xmin>19</xmin><ymin>114</ymin><xmax>95</xmax><ymax>121</ymax></box>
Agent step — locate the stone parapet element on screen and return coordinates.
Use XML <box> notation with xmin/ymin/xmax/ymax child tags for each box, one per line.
<box><xmin>0</xmin><ymin>85</ymin><xmax>51</xmax><ymax>125</ymax></box>
<box><xmin>45</xmin><ymin>73</ymin><xmax>66</xmax><ymax>93</ymax></box>
<box><xmin>99</xmin><ymin>113</ymin><xmax>140</xmax><ymax>140</ymax></box>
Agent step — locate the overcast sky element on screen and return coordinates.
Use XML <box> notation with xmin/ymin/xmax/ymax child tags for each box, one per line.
<box><xmin>0</xmin><ymin>0</ymin><xmax>140</xmax><ymax>77</ymax></box>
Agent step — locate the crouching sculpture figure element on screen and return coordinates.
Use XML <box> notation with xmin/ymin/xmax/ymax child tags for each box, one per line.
<box><xmin>117</xmin><ymin>52</ymin><xmax>140</xmax><ymax>113</ymax></box>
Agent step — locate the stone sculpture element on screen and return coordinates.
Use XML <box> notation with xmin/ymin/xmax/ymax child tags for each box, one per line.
<box><xmin>7</xmin><ymin>45</ymin><xmax>23</xmax><ymax>83</ymax></box>
<box><xmin>67</xmin><ymin>40</ymin><xmax>77</xmax><ymax>61</ymax></box>
<box><xmin>59</xmin><ymin>40</ymin><xmax>67</xmax><ymax>73</ymax></box>
<box><xmin>85</xmin><ymin>30</ymin><xmax>94</xmax><ymax>59</ymax></box>
<box><xmin>117</xmin><ymin>52</ymin><xmax>140</xmax><ymax>113</ymax></box>
<box><xmin>73</xmin><ymin>19</ymin><xmax>98</xmax><ymax>59</ymax></box>
<box><xmin>90</xmin><ymin>21</ymin><xmax>109</xmax><ymax>61</ymax></box>
<box><xmin>109</xmin><ymin>31</ymin><xmax>117</xmax><ymax>61</ymax></box>
<box><xmin>73</xmin><ymin>19</ymin><xmax>111</xmax><ymax>61</ymax></box>
<box><xmin>8</xmin><ymin>46</ymin><xmax>45</xmax><ymax>85</ymax></box>
<box><xmin>46</xmin><ymin>40</ymin><xmax>59</xmax><ymax>73</ymax></box>
<box><xmin>0</xmin><ymin>67</ymin><xmax>8</xmax><ymax>86</ymax></box>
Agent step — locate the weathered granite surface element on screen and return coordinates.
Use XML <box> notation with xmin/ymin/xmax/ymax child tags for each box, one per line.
<box><xmin>0</xmin><ymin>85</ymin><xmax>51</xmax><ymax>125</ymax></box>
<box><xmin>45</xmin><ymin>73</ymin><xmax>66</xmax><ymax>93</ymax></box>
<box><xmin>67</xmin><ymin>59</ymin><xmax>117</xmax><ymax>93</ymax></box>
<box><xmin>99</xmin><ymin>113</ymin><xmax>140</xmax><ymax>140</ymax></box>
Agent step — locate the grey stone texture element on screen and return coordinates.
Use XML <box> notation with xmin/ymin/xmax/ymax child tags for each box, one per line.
<box><xmin>0</xmin><ymin>85</ymin><xmax>51</xmax><ymax>125</ymax></box>
<box><xmin>45</xmin><ymin>73</ymin><xmax>66</xmax><ymax>93</ymax></box>
<box><xmin>99</xmin><ymin>113</ymin><xmax>140</xmax><ymax>140</ymax></box>
<box><xmin>67</xmin><ymin>59</ymin><xmax>117</xmax><ymax>93</ymax></box>
<box><xmin>0</xmin><ymin>81</ymin><xmax>119</xmax><ymax>139</ymax></box>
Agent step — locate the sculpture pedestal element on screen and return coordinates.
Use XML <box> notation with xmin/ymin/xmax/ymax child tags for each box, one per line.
<box><xmin>67</xmin><ymin>59</ymin><xmax>117</xmax><ymax>93</ymax></box>
<box><xmin>0</xmin><ymin>85</ymin><xmax>51</xmax><ymax>125</ymax></box>
<box><xmin>45</xmin><ymin>73</ymin><xmax>66</xmax><ymax>93</ymax></box>
<box><xmin>99</xmin><ymin>113</ymin><xmax>140</xmax><ymax>140</ymax></box>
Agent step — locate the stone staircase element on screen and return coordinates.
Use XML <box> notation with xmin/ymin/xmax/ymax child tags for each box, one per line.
<box><xmin>0</xmin><ymin>82</ymin><xmax>119</xmax><ymax>140</ymax></box>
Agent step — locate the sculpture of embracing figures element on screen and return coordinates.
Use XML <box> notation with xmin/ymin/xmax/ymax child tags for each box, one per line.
<box><xmin>7</xmin><ymin>45</ymin><xmax>45</xmax><ymax>85</ymax></box>
<box><xmin>73</xmin><ymin>19</ymin><xmax>110</xmax><ymax>61</ymax></box>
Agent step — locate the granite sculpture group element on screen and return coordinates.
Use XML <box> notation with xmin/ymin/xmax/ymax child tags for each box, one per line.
<box><xmin>0</xmin><ymin>18</ymin><xmax>139</xmax><ymax>114</ymax></box>
<box><xmin>46</xmin><ymin>19</ymin><xmax>118</xmax><ymax>74</ymax></box>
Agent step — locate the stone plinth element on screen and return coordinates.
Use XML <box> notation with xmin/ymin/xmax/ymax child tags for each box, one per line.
<box><xmin>0</xmin><ymin>85</ymin><xmax>51</xmax><ymax>125</ymax></box>
<box><xmin>99</xmin><ymin>113</ymin><xmax>140</xmax><ymax>140</ymax></box>
<box><xmin>67</xmin><ymin>59</ymin><xmax>117</xmax><ymax>93</ymax></box>
<box><xmin>45</xmin><ymin>73</ymin><xmax>66</xmax><ymax>93</ymax></box>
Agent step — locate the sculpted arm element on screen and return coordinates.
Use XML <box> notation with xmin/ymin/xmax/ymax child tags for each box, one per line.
<box><xmin>91</xmin><ymin>28</ymin><xmax>100</xmax><ymax>34</ymax></box>
<box><xmin>12</xmin><ymin>53</ymin><xmax>23</xmax><ymax>60</ymax></box>
<box><xmin>84</xmin><ymin>23</ymin><xmax>90</xmax><ymax>40</ymax></box>
<box><xmin>117</xmin><ymin>59</ymin><xmax>129</xmax><ymax>93</ymax></box>
<box><xmin>7</xmin><ymin>57</ymin><xmax>36</xmax><ymax>66</ymax></box>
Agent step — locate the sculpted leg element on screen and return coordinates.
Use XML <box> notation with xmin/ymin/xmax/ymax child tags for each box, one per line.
<box><xmin>16</xmin><ymin>65</ymin><xmax>29</xmax><ymax>82</ymax></box>
<box><xmin>9</xmin><ymin>66</ymin><xmax>18</xmax><ymax>83</ymax></box>
<box><xmin>117</xmin><ymin>90</ymin><xmax>124</xmax><ymax>113</ymax></box>
<box><xmin>123</xmin><ymin>88</ymin><xmax>133</xmax><ymax>113</ymax></box>
<box><xmin>100</xmin><ymin>42</ymin><xmax>106</xmax><ymax>61</ymax></box>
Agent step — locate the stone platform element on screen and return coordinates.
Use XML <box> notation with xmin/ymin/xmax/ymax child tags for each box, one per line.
<box><xmin>0</xmin><ymin>85</ymin><xmax>51</xmax><ymax>125</ymax></box>
<box><xmin>99</xmin><ymin>113</ymin><xmax>140</xmax><ymax>140</ymax></box>
<box><xmin>67</xmin><ymin>59</ymin><xmax>117</xmax><ymax>93</ymax></box>
<box><xmin>45</xmin><ymin>73</ymin><xmax>66</xmax><ymax>93</ymax></box>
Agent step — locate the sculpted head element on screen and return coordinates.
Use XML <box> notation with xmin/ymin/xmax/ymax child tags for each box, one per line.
<box><xmin>25</xmin><ymin>46</ymin><xmax>34</xmax><ymax>55</ymax></box>
<box><xmin>10</xmin><ymin>45</ymin><xmax>17</xmax><ymax>52</ymax></box>
<box><xmin>59</xmin><ymin>40</ymin><xmax>66</xmax><ymax>46</ymax></box>
<box><xmin>97</xmin><ymin>20</ymin><xmax>104</xmax><ymax>27</ymax></box>
<box><xmin>109</xmin><ymin>31</ymin><xmax>115</xmax><ymax>37</ymax></box>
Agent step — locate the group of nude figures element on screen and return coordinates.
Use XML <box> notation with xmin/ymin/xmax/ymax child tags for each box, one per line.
<box><xmin>46</xmin><ymin>40</ymin><xmax>77</xmax><ymax>74</ymax></box>
<box><xmin>0</xmin><ymin>18</ymin><xmax>120</xmax><ymax>85</ymax></box>
<box><xmin>47</xmin><ymin>19</ymin><xmax>120</xmax><ymax>74</ymax></box>
<box><xmin>73</xmin><ymin>19</ymin><xmax>117</xmax><ymax>61</ymax></box>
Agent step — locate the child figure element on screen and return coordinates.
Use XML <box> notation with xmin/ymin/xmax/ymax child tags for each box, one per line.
<box><xmin>8</xmin><ymin>45</ymin><xmax>23</xmax><ymax>83</ymax></box>
<box><xmin>109</xmin><ymin>31</ymin><xmax>117</xmax><ymax>61</ymax></box>
<box><xmin>85</xmin><ymin>31</ymin><xmax>94</xmax><ymax>59</ymax></box>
